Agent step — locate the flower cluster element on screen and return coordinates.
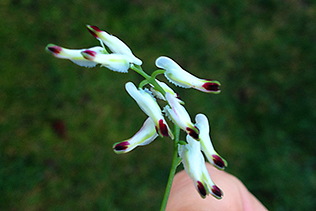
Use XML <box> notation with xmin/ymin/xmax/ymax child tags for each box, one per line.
<box><xmin>46</xmin><ymin>25</ymin><xmax>227</xmax><ymax>200</ymax></box>
<box><xmin>46</xmin><ymin>25</ymin><xmax>141</xmax><ymax>72</ymax></box>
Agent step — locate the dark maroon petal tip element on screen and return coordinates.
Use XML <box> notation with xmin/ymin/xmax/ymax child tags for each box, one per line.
<box><xmin>212</xmin><ymin>155</ymin><xmax>226</xmax><ymax>169</ymax></box>
<box><xmin>202</xmin><ymin>82</ymin><xmax>220</xmax><ymax>92</ymax></box>
<box><xmin>87</xmin><ymin>25</ymin><xmax>101</xmax><ymax>38</ymax></box>
<box><xmin>114</xmin><ymin>141</ymin><xmax>130</xmax><ymax>151</ymax></box>
<box><xmin>197</xmin><ymin>181</ymin><xmax>207</xmax><ymax>198</ymax></box>
<box><xmin>212</xmin><ymin>185</ymin><xmax>223</xmax><ymax>199</ymax></box>
<box><xmin>186</xmin><ymin>126</ymin><xmax>199</xmax><ymax>140</ymax></box>
<box><xmin>158</xmin><ymin>119</ymin><xmax>169</xmax><ymax>137</ymax></box>
<box><xmin>89</xmin><ymin>25</ymin><xmax>102</xmax><ymax>32</ymax></box>
<box><xmin>47</xmin><ymin>46</ymin><xmax>62</xmax><ymax>54</ymax></box>
<box><xmin>82</xmin><ymin>49</ymin><xmax>96</xmax><ymax>58</ymax></box>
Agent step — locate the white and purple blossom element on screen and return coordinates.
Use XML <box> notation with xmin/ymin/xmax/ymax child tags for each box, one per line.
<box><xmin>125</xmin><ymin>82</ymin><xmax>173</xmax><ymax>139</ymax></box>
<box><xmin>86</xmin><ymin>25</ymin><xmax>142</xmax><ymax>66</ymax></box>
<box><xmin>164</xmin><ymin>92</ymin><xmax>199</xmax><ymax>140</ymax></box>
<box><xmin>155</xmin><ymin>56</ymin><xmax>221</xmax><ymax>93</ymax></box>
<box><xmin>195</xmin><ymin>113</ymin><xmax>228</xmax><ymax>170</ymax></box>
<box><xmin>113</xmin><ymin>117</ymin><xmax>158</xmax><ymax>153</ymax></box>
<box><xmin>179</xmin><ymin>135</ymin><xmax>223</xmax><ymax>199</ymax></box>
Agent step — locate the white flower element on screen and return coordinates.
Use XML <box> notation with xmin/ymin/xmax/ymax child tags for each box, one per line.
<box><xmin>46</xmin><ymin>44</ymin><xmax>105</xmax><ymax>67</ymax></box>
<box><xmin>195</xmin><ymin>114</ymin><xmax>227</xmax><ymax>170</ymax></box>
<box><xmin>179</xmin><ymin>135</ymin><xmax>223</xmax><ymax>199</ymax></box>
<box><xmin>81</xmin><ymin>50</ymin><xmax>130</xmax><ymax>73</ymax></box>
<box><xmin>113</xmin><ymin>117</ymin><xmax>158</xmax><ymax>153</ymax></box>
<box><xmin>155</xmin><ymin>56</ymin><xmax>221</xmax><ymax>93</ymax></box>
<box><xmin>164</xmin><ymin>93</ymin><xmax>199</xmax><ymax>140</ymax></box>
<box><xmin>125</xmin><ymin>82</ymin><xmax>173</xmax><ymax>139</ymax></box>
<box><xmin>86</xmin><ymin>25</ymin><xmax>142</xmax><ymax>66</ymax></box>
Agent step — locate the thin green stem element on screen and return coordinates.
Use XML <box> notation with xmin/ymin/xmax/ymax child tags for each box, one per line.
<box><xmin>160</xmin><ymin>125</ymin><xmax>181</xmax><ymax>211</ymax></box>
<box><xmin>139</xmin><ymin>79</ymin><xmax>149</xmax><ymax>89</ymax></box>
<box><xmin>130</xmin><ymin>64</ymin><xmax>151</xmax><ymax>80</ymax></box>
<box><xmin>151</xmin><ymin>69</ymin><xmax>166</xmax><ymax>79</ymax></box>
<box><xmin>130</xmin><ymin>64</ymin><xmax>166</xmax><ymax>96</ymax></box>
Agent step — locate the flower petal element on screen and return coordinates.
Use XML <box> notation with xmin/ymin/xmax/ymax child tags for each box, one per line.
<box><xmin>195</xmin><ymin>113</ymin><xmax>227</xmax><ymax>170</ymax></box>
<box><xmin>113</xmin><ymin>117</ymin><xmax>158</xmax><ymax>153</ymax></box>
<box><xmin>86</xmin><ymin>25</ymin><xmax>142</xmax><ymax>65</ymax></box>
<box><xmin>81</xmin><ymin>50</ymin><xmax>130</xmax><ymax>73</ymax></box>
<box><xmin>210</xmin><ymin>185</ymin><xmax>223</xmax><ymax>199</ymax></box>
<box><xmin>165</xmin><ymin>93</ymin><xmax>199</xmax><ymax>140</ymax></box>
<box><xmin>179</xmin><ymin>135</ymin><xmax>222</xmax><ymax>199</ymax></box>
<box><xmin>125</xmin><ymin>82</ymin><xmax>173</xmax><ymax>139</ymax></box>
<box><xmin>155</xmin><ymin>56</ymin><xmax>221</xmax><ymax>93</ymax></box>
<box><xmin>46</xmin><ymin>44</ymin><xmax>104</xmax><ymax>68</ymax></box>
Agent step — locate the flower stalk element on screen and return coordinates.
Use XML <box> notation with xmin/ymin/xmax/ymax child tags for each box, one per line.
<box><xmin>130</xmin><ymin>64</ymin><xmax>166</xmax><ymax>96</ymax></box>
<box><xmin>160</xmin><ymin>125</ymin><xmax>181</xmax><ymax>211</ymax></box>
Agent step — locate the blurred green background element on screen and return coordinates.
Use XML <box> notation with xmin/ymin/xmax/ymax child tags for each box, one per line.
<box><xmin>1</xmin><ymin>0</ymin><xmax>315</xmax><ymax>210</ymax></box>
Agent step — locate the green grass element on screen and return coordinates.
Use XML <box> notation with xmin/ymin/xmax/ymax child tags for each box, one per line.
<box><xmin>1</xmin><ymin>0</ymin><xmax>315</xmax><ymax>210</ymax></box>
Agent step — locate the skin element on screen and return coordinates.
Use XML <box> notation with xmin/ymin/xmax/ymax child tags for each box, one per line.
<box><xmin>166</xmin><ymin>163</ymin><xmax>268</xmax><ymax>211</ymax></box>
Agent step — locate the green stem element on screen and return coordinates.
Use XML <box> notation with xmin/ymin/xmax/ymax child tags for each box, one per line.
<box><xmin>130</xmin><ymin>64</ymin><xmax>166</xmax><ymax>96</ymax></box>
<box><xmin>151</xmin><ymin>69</ymin><xmax>166</xmax><ymax>79</ymax></box>
<box><xmin>139</xmin><ymin>79</ymin><xmax>150</xmax><ymax>89</ymax></box>
<box><xmin>160</xmin><ymin>125</ymin><xmax>181</xmax><ymax>211</ymax></box>
<box><xmin>130</xmin><ymin>64</ymin><xmax>151</xmax><ymax>80</ymax></box>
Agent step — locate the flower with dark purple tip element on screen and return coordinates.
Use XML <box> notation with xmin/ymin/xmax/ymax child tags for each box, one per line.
<box><xmin>179</xmin><ymin>135</ymin><xmax>223</xmax><ymax>199</ymax></box>
<box><xmin>164</xmin><ymin>93</ymin><xmax>199</xmax><ymax>140</ymax></box>
<box><xmin>125</xmin><ymin>82</ymin><xmax>173</xmax><ymax>139</ymax></box>
<box><xmin>86</xmin><ymin>25</ymin><xmax>142</xmax><ymax>66</ymax></box>
<box><xmin>195</xmin><ymin>113</ymin><xmax>228</xmax><ymax>170</ymax></box>
<box><xmin>113</xmin><ymin>117</ymin><xmax>158</xmax><ymax>154</ymax></box>
<box><xmin>46</xmin><ymin>44</ymin><xmax>105</xmax><ymax>67</ymax></box>
<box><xmin>155</xmin><ymin>56</ymin><xmax>221</xmax><ymax>93</ymax></box>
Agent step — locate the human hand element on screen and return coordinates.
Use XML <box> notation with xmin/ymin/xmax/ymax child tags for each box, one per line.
<box><xmin>166</xmin><ymin>163</ymin><xmax>268</xmax><ymax>211</ymax></box>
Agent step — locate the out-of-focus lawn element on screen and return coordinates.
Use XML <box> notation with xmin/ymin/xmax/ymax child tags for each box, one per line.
<box><xmin>1</xmin><ymin>0</ymin><xmax>315</xmax><ymax>210</ymax></box>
